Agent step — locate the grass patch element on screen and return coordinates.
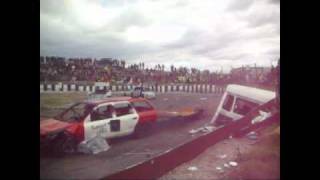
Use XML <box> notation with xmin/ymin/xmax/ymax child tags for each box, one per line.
<box><xmin>40</xmin><ymin>92</ymin><xmax>88</xmax><ymax>118</ymax></box>
<box><xmin>40</xmin><ymin>92</ymin><xmax>87</xmax><ymax>108</ymax></box>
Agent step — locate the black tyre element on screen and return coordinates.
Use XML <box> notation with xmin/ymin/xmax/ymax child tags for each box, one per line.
<box><xmin>52</xmin><ymin>133</ymin><xmax>77</xmax><ymax>155</ymax></box>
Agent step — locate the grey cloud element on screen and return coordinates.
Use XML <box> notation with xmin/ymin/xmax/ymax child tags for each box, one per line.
<box><xmin>246</xmin><ymin>11</ymin><xmax>279</xmax><ymax>28</ymax></box>
<box><xmin>40</xmin><ymin>0</ymin><xmax>69</xmax><ymax>17</ymax></box>
<box><xmin>41</xmin><ymin>14</ymin><xmax>158</xmax><ymax>59</ymax></box>
<box><xmin>173</xmin><ymin>0</ymin><xmax>190</xmax><ymax>7</ymax></box>
<box><xmin>107</xmin><ymin>10</ymin><xmax>152</xmax><ymax>32</ymax></box>
<box><xmin>227</xmin><ymin>0</ymin><xmax>255</xmax><ymax>11</ymax></box>
<box><xmin>265</xmin><ymin>48</ymin><xmax>280</xmax><ymax>56</ymax></box>
<box><xmin>100</xmin><ymin>0</ymin><xmax>139</xmax><ymax>7</ymax></box>
<box><xmin>269</xmin><ymin>0</ymin><xmax>280</xmax><ymax>4</ymax></box>
<box><xmin>163</xmin><ymin>29</ymin><xmax>203</xmax><ymax>49</ymax></box>
<box><xmin>40</xmin><ymin>0</ymin><xmax>280</xmax><ymax>71</ymax></box>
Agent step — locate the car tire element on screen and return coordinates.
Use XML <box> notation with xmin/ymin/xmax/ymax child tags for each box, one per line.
<box><xmin>53</xmin><ymin>133</ymin><xmax>77</xmax><ymax>155</ymax></box>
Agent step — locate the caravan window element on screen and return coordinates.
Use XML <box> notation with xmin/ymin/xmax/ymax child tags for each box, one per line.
<box><xmin>234</xmin><ymin>98</ymin><xmax>259</xmax><ymax>115</ymax></box>
<box><xmin>222</xmin><ymin>95</ymin><xmax>234</xmax><ymax>111</ymax></box>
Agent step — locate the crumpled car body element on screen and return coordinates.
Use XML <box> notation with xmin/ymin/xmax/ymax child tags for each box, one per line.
<box><xmin>40</xmin><ymin>97</ymin><xmax>157</xmax><ymax>154</ymax></box>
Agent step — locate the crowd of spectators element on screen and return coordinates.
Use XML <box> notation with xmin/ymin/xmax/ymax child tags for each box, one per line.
<box><xmin>40</xmin><ymin>56</ymin><xmax>278</xmax><ymax>87</ymax></box>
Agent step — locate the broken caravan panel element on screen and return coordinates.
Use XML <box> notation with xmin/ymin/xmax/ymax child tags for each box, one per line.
<box><xmin>210</xmin><ymin>84</ymin><xmax>276</xmax><ymax>126</ymax></box>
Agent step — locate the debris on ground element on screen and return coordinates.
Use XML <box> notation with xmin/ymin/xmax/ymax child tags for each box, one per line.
<box><xmin>224</xmin><ymin>163</ymin><xmax>230</xmax><ymax>168</ymax></box>
<box><xmin>229</xmin><ymin>161</ymin><xmax>238</xmax><ymax>167</ymax></box>
<box><xmin>217</xmin><ymin>154</ymin><xmax>227</xmax><ymax>159</ymax></box>
<box><xmin>216</xmin><ymin>166</ymin><xmax>224</xmax><ymax>173</ymax></box>
<box><xmin>189</xmin><ymin>129</ymin><xmax>198</xmax><ymax>134</ymax></box>
<box><xmin>246</xmin><ymin>131</ymin><xmax>258</xmax><ymax>140</ymax></box>
<box><xmin>203</xmin><ymin>125</ymin><xmax>215</xmax><ymax>132</ymax></box>
<box><xmin>187</xmin><ymin>166</ymin><xmax>198</xmax><ymax>171</ymax></box>
<box><xmin>251</xmin><ymin>110</ymin><xmax>272</xmax><ymax>124</ymax></box>
<box><xmin>77</xmin><ymin>135</ymin><xmax>110</xmax><ymax>154</ymax></box>
<box><xmin>189</xmin><ymin>125</ymin><xmax>216</xmax><ymax>135</ymax></box>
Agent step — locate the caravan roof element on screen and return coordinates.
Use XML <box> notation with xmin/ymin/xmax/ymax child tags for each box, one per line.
<box><xmin>226</xmin><ymin>84</ymin><xmax>276</xmax><ymax>104</ymax></box>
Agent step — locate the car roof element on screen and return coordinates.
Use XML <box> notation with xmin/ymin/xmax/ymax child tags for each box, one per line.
<box><xmin>226</xmin><ymin>84</ymin><xmax>276</xmax><ymax>104</ymax></box>
<box><xmin>84</xmin><ymin>96</ymin><xmax>147</xmax><ymax>105</ymax></box>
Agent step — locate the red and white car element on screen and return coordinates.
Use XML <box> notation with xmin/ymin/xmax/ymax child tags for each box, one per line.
<box><xmin>40</xmin><ymin>97</ymin><xmax>157</xmax><ymax>153</ymax></box>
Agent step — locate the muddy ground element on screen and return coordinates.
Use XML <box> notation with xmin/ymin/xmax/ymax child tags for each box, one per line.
<box><xmin>40</xmin><ymin>92</ymin><xmax>222</xmax><ymax>180</ymax></box>
<box><xmin>159</xmin><ymin>124</ymin><xmax>280</xmax><ymax>180</ymax></box>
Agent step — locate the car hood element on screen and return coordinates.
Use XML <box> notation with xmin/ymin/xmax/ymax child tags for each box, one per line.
<box><xmin>40</xmin><ymin>118</ymin><xmax>71</xmax><ymax>136</ymax></box>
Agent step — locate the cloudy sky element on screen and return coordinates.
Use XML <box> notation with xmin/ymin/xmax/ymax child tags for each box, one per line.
<box><xmin>40</xmin><ymin>0</ymin><xmax>280</xmax><ymax>72</ymax></box>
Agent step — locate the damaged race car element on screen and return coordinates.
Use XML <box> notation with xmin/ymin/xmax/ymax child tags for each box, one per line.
<box><xmin>40</xmin><ymin>97</ymin><xmax>157</xmax><ymax>154</ymax></box>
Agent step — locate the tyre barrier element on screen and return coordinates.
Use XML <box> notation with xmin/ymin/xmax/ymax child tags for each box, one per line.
<box><xmin>104</xmin><ymin>99</ymin><xmax>279</xmax><ymax>180</ymax></box>
<box><xmin>40</xmin><ymin>83</ymin><xmax>226</xmax><ymax>94</ymax></box>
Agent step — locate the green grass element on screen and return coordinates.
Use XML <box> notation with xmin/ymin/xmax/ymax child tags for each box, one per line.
<box><xmin>40</xmin><ymin>92</ymin><xmax>87</xmax><ymax>108</ymax></box>
<box><xmin>40</xmin><ymin>92</ymin><xmax>88</xmax><ymax>118</ymax></box>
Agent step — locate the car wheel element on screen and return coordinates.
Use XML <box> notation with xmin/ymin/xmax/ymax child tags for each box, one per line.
<box><xmin>53</xmin><ymin>133</ymin><xmax>77</xmax><ymax>155</ymax></box>
<box><xmin>61</xmin><ymin>136</ymin><xmax>77</xmax><ymax>154</ymax></box>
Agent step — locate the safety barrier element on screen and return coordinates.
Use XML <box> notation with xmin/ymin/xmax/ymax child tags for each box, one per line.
<box><xmin>104</xmin><ymin>99</ymin><xmax>279</xmax><ymax>180</ymax></box>
<box><xmin>40</xmin><ymin>83</ymin><xmax>226</xmax><ymax>94</ymax></box>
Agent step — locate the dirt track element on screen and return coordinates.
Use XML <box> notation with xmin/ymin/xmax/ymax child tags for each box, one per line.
<box><xmin>40</xmin><ymin>92</ymin><xmax>222</xmax><ymax>180</ymax></box>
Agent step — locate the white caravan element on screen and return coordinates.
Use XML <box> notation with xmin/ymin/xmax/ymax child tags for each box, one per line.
<box><xmin>210</xmin><ymin>84</ymin><xmax>276</xmax><ymax>126</ymax></box>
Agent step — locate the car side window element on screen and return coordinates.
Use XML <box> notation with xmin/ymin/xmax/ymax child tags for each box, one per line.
<box><xmin>131</xmin><ymin>101</ymin><xmax>153</xmax><ymax>112</ymax></box>
<box><xmin>233</xmin><ymin>98</ymin><xmax>259</xmax><ymax>115</ymax></box>
<box><xmin>114</xmin><ymin>103</ymin><xmax>135</xmax><ymax>117</ymax></box>
<box><xmin>222</xmin><ymin>94</ymin><xmax>234</xmax><ymax>111</ymax></box>
<box><xmin>91</xmin><ymin>105</ymin><xmax>114</xmax><ymax>121</ymax></box>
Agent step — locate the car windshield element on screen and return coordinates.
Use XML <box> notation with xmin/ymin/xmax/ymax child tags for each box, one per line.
<box><xmin>55</xmin><ymin>103</ymin><xmax>93</xmax><ymax>122</ymax></box>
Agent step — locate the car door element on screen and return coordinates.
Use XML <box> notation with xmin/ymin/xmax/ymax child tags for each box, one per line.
<box><xmin>83</xmin><ymin>103</ymin><xmax>118</xmax><ymax>141</ymax></box>
<box><xmin>130</xmin><ymin>100</ymin><xmax>157</xmax><ymax>123</ymax></box>
<box><xmin>113</xmin><ymin>102</ymin><xmax>139</xmax><ymax>137</ymax></box>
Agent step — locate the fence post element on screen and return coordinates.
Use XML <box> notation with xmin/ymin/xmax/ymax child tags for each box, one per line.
<box><xmin>47</xmin><ymin>84</ymin><xmax>52</xmax><ymax>91</ymax></box>
<box><xmin>40</xmin><ymin>84</ymin><xmax>44</xmax><ymax>92</ymax></box>
<box><xmin>79</xmin><ymin>85</ymin><xmax>84</xmax><ymax>92</ymax></box>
